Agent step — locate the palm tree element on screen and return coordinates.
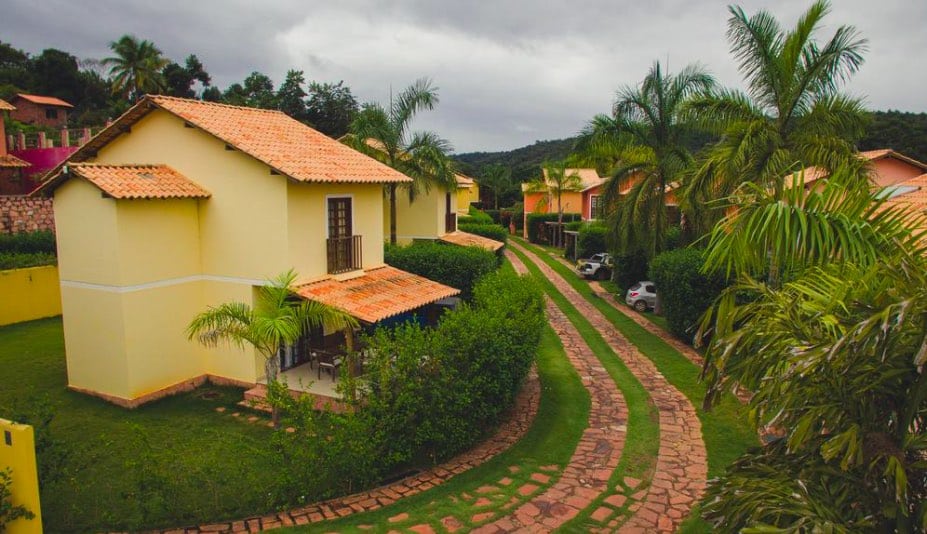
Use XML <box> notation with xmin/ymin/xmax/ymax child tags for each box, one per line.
<box><xmin>477</xmin><ymin>164</ymin><xmax>514</xmax><ymax>210</ymax></box>
<box><xmin>578</xmin><ymin>62</ymin><xmax>714</xmax><ymax>257</ymax></box>
<box><xmin>685</xmin><ymin>0</ymin><xmax>869</xmax><ymax>233</ymax></box>
<box><xmin>525</xmin><ymin>161</ymin><xmax>583</xmax><ymax>246</ymax></box>
<box><xmin>696</xmin><ymin>170</ymin><xmax>927</xmax><ymax>530</ymax></box>
<box><xmin>186</xmin><ymin>270</ymin><xmax>357</xmax><ymax>425</ymax></box>
<box><xmin>347</xmin><ymin>78</ymin><xmax>456</xmax><ymax>244</ymax></box>
<box><xmin>103</xmin><ymin>35</ymin><xmax>169</xmax><ymax>101</ymax></box>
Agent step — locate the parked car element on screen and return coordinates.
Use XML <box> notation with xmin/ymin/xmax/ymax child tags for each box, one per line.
<box><xmin>625</xmin><ymin>281</ymin><xmax>657</xmax><ymax>312</ymax></box>
<box><xmin>577</xmin><ymin>253</ymin><xmax>612</xmax><ymax>280</ymax></box>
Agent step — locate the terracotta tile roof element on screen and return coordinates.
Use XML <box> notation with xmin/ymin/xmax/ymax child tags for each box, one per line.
<box><xmin>294</xmin><ymin>265</ymin><xmax>460</xmax><ymax>323</ymax></box>
<box><xmin>788</xmin><ymin>149</ymin><xmax>927</xmax><ymax>188</ymax></box>
<box><xmin>67</xmin><ymin>163</ymin><xmax>210</xmax><ymax>200</ymax></box>
<box><xmin>14</xmin><ymin>94</ymin><xmax>73</xmax><ymax>108</ymax></box>
<box><xmin>0</xmin><ymin>154</ymin><xmax>30</xmax><ymax>168</ymax></box>
<box><xmin>541</xmin><ymin>168</ymin><xmax>603</xmax><ymax>191</ymax></box>
<box><xmin>881</xmin><ymin>173</ymin><xmax>927</xmax><ymax>212</ymax></box>
<box><xmin>439</xmin><ymin>231</ymin><xmax>505</xmax><ymax>252</ymax></box>
<box><xmin>149</xmin><ymin>96</ymin><xmax>411</xmax><ymax>184</ymax></box>
<box><xmin>0</xmin><ymin>98</ymin><xmax>15</xmax><ymax>111</ymax></box>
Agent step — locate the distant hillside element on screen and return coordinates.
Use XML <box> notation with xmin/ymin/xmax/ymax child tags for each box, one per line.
<box><xmin>454</xmin><ymin>138</ymin><xmax>576</xmax><ymax>183</ymax></box>
<box><xmin>455</xmin><ymin>110</ymin><xmax>927</xmax><ymax>188</ymax></box>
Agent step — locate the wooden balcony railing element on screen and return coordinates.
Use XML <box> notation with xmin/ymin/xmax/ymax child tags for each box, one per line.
<box><xmin>327</xmin><ymin>235</ymin><xmax>362</xmax><ymax>274</ymax></box>
<box><xmin>445</xmin><ymin>212</ymin><xmax>457</xmax><ymax>233</ymax></box>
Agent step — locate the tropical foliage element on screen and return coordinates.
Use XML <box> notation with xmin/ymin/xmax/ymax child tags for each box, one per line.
<box><xmin>186</xmin><ymin>270</ymin><xmax>356</xmax><ymax>424</ymax></box>
<box><xmin>477</xmin><ymin>164</ymin><xmax>517</xmax><ymax>209</ymax></box>
<box><xmin>384</xmin><ymin>241</ymin><xmax>498</xmax><ymax>298</ymax></box>
<box><xmin>347</xmin><ymin>78</ymin><xmax>456</xmax><ymax>244</ymax></box>
<box><xmin>103</xmin><ymin>35</ymin><xmax>169</xmax><ymax>101</ymax></box>
<box><xmin>684</xmin><ymin>0</ymin><xmax>870</xmax><ymax>234</ymax></box>
<box><xmin>578</xmin><ymin>62</ymin><xmax>713</xmax><ymax>257</ymax></box>
<box><xmin>697</xmin><ymin>169</ymin><xmax>927</xmax><ymax>531</ymax></box>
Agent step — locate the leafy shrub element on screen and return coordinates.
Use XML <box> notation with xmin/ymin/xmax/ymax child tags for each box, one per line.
<box><xmin>577</xmin><ymin>224</ymin><xmax>607</xmax><ymax>258</ymax></box>
<box><xmin>649</xmin><ymin>248</ymin><xmax>728</xmax><ymax>343</ymax></box>
<box><xmin>525</xmin><ymin>213</ymin><xmax>580</xmax><ymax>243</ymax></box>
<box><xmin>564</xmin><ymin>221</ymin><xmax>583</xmax><ymax>231</ymax></box>
<box><xmin>482</xmin><ymin>209</ymin><xmax>502</xmax><ymax>224</ymax></box>
<box><xmin>384</xmin><ymin>241</ymin><xmax>497</xmax><ymax>298</ymax></box>
<box><xmin>459</xmin><ymin>207</ymin><xmax>493</xmax><ymax>225</ymax></box>
<box><xmin>0</xmin><ymin>252</ymin><xmax>57</xmax><ymax>270</ymax></box>
<box><xmin>458</xmin><ymin>223</ymin><xmax>507</xmax><ymax>244</ymax></box>
<box><xmin>0</xmin><ymin>468</ymin><xmax>34</xmax><ymax>529</ymax></box>
<box><xmin>612</xmin><ymin>252</ymin><xmax>649</xmax><ymax>291</ymax></box>
<box><xmin>0</xmin><ymin>230</ymin><xmax>56</xmax><ymax>255</ymax></box>
<box><xmin>353</xmin><ymin>270</ymin><xmax>544</xmax><ymax>464</ymax></box>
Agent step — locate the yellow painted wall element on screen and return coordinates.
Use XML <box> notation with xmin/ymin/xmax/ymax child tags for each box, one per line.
<box><xmin>54</xmin><ymin>178</ymin><xmax>120</xmax><ymax>284</ymax></box>
<box><xmin>115</xmin><ymin>199</ymin><xmax>202</xmax><ymax>285</ymax></box>
<box><xmin>0</xmin><ymin>419</ymin><xmax>42</xmax><ymax>534</ymax></box>
<box><xmin>457</xmin><ymin>183</ymin><xmax>479</xmax><ymax>213</ymax></box>
<box><xmin>60</xmin><ymin>285</ymin><xmax>130</xmax><ymax>397</ymax></box>
<box><xmin>390</xmin><ymin>184</ymin><xmax>454</xmax><ymax>243</ymax></box>
<box><xmin>0</xmin><ymin>265</ymin><xmax>61</xmax><ymax>326</ymax></box>
<box><xmin>93</xmin><ymin>109</ymin><xmax>289</xmax><ymax>279</ymax></box>
<box><xmin>287</xmin><ymin>181</ymin><xmax>385</xmax><ymax>274</ymax></box>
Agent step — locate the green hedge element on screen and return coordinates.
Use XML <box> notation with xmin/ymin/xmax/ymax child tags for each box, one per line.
<box><xmin>482</xmin><ymin>209</ymin><xmax>502</xmax><ymax>224</ymax></box>
<box><xmin>0</xmin><ymin>252</ymin><xmax>57</xmax><ymax>270</ymax></box>
<box><xmin>458</xmin><ymin>223</ymin><xmax>508</xmax><ymax>244</ymax></box>
<box><xmin>612</xmin><ymin>252</ymin><xmax>649</xmax><ymax>291</ymax></box>
<box><xmin>384</xmin><ymin>241</ymin><xmax>497</xmax><ymax>298</ymax></box>
<box><xmin>577</xmin><ymin>224</ymin><xmax>607</xmax><ymax>258</ymax></box>
<box><xmin>648</xmin><ymin>248</ymin><xmax>728</xmax><ymax>343</ymax></box>
<box><xmin>525</xmin><ymin>213</ymin><xmax>580</xmax><ymax>243</ymax></box>
<box><xmin>0</xmin><ymin>230</ymin><xmax>56</xmax><ymax>255</ymax></box>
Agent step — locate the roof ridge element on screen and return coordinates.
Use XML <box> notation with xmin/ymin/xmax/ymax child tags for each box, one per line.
<box><xmin>147</xmin><ymin>94</ymin><xmax>286</xmax><ymax>116</ymax></box>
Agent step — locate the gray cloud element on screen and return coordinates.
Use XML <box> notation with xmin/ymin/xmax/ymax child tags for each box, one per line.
<box><xmin>3</xmin><ymin>0</ymin><xmax>925</xmax><ymax>152</ymax></box>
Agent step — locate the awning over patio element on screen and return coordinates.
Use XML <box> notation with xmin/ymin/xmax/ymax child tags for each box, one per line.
<box><xmin>294</xmin><ymin>265</ymin><xmax>461</xmax><ymax>323</ymax></box>
<box><xmin>439</xmin><ymin>230</ymin><xmax>505</xmax><ymax>252</ymax></box>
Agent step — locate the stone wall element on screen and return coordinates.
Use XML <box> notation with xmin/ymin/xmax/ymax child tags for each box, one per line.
<box><xmin>0</xmin><ymin>196</ymin><xmax>55</xmax><ymax>234</ymax></box>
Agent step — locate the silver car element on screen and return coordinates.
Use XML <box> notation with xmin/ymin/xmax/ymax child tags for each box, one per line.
<box><xmin>625</xmin><ymin>281</ymin><xmax>657</xmax><ymax>312</ymax></box>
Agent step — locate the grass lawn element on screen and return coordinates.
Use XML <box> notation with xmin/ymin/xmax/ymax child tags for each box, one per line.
<box><xmin>513</xmin><ymin>238</ymin><xmax>758</xmax><ymax>532</ymax></box>
<box><xmin>0</xmin><ymin>317</ymin><xmax>282</xmax><ymax>531</ymax></box>
<box><xmin>290</xmin><ymin>322</ymin><xmax>590</xmax><ymax>532</ymax></box>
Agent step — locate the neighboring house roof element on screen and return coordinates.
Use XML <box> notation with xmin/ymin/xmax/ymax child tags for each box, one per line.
<box><xmin>456</xmin><ymin>173</ymin><xmax>475</xmax><ymax>188</ymax></box>
<box><xmin>14</xmin><ymin>94</ymin><xmax>73</xmax><ymax>108</ymax></box>
<box><xmin>526</xmin><ymin>168</ymin><xmax>604</xmax><ymax>193</ymax></box>
<box><xmin>35</xmin><ymin>95</ymin><xmax>412</xmax><ymax>194</ymax></box>
<box><xmin>880</xmin><ymin>173</ymin><xmax>927</xmax><ymax>213</ymax></box>
<box><xmin>0</xmin><ymin>98</ymin><xmax>15</xmax><ymax>111</ymax></box>
<box><xmin>788</xmin><ymin>149</ymin><xmax>927</xmax><ymax>187</ymax></box>
<box><xmin>294</xmin><ymin>265</ymin><xmax>460</xmax><ymax>323</ymax></box>
<box><xmin>439</xmin><ymin>231</ymin><xmax>505</xmax><ymax>252</ymax></box>
<box><xmin>66</xmin><ymin>163</ymin><xmax>211</xmax><ymax>200</ymax></box>
<box><xmin>0</xmin><ymin>154</ymin><xmax>30</xmax><ymax>168</ymax></box>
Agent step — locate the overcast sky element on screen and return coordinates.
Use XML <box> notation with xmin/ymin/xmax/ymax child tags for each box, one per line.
<box><xmin>3</xmin><ymin>0</ymin><xmax>925</xmax><ymax>153</ymax></box>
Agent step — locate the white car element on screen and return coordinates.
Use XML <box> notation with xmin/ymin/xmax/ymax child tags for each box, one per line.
<box><xmin>625</xmin><ymin>281</ymin><xmax>657</xmax><ymax>312</ymax></box>
<box><xmin>577</xmin><ymin>253</ymin><xmax>612</xmax><ymax>280</ymax></box>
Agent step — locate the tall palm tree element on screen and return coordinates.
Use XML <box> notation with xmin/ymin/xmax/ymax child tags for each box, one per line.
<box><xmin>696</xmin><ymin>170</ymin><xmax>927</xmax><ymax>530</ymax></box>
<box><xmin>103</xmin><ymin>35</ymin><xmax>169</xmax><ymax>101</ymax></box>
<box><xmin>186</xmin><ymin>270</ymin><xmax>357</xmax><ymax>425</ymax></box>
<box><xmin>347</xmin><ymin>78</ymin><xmax>456</xmax><ymax>244</ymax></box>
<box><xmin>578</xmin><ymin>62</ymin><xmax>714</xmax><ymax>257</ymax></box>
<box><xmin>477</xmin><ymin>164</ymin><xmax>514</xmax><ymax>210</ymax></box>
<box><xmin>685</xmin><ymin>0</ymin><xmax>869</xmax><ymax>233</ymax></box>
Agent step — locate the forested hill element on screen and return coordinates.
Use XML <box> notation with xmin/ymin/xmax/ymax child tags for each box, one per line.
<box><xmin>455</xmin><ymin>110</ymin><xmax>927</xmax><ymax>181</ymax></box>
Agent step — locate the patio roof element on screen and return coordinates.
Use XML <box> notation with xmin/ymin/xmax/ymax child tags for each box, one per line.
<box><xmin>439</xmin><ymin>231</ymin><xmax>505</xmax><ymax>252</ymax></box>
<box><xmin>294</xmin><ymin>265</ymin><xmax>460</xmax><ymax>323</ymax></box>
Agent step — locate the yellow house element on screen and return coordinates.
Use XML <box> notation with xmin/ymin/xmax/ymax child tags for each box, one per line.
<box><xmin>456</xmin><ymin>173</ymin><xmax>480</xmax><ymax>214</ymax></box>
<box><xmin>35</xmin><ymin>95</ymin><xmax>460</xmax><ymax>407</ymax></box>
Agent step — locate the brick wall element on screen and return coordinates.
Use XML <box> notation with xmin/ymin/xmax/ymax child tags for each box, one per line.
<box><xmin>0</xmin><ymin>196</ymin><xmax>55</xmax><ymax>234</ymax></box>
<box><xmin>10</xmin><ymin>100</ymin><xmax>69</xmax><ymax>129</ymax></box>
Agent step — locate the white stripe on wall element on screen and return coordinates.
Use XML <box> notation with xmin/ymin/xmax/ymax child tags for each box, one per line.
<box><xmin>60</xmin><ymin>274</ymin><xmax>268</xmax><ymax>293</ymax></box>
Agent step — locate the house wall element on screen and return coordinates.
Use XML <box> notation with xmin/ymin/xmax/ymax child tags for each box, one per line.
<box><xmin>870</xmin><ymin>157</ymin><xmax>925</xmax><ymax>187</ymax></box>
<box><xmin>457</xmin><ymin>183</ymin><xmax>479</xmax><ymax>213</ymax></box>
<box><xmin>582</xmin><ymin>186</ymin><xmax>602</xmax><ymax>221</ymax></box>
<box><xmin>390</xmin><ymin>184</ymin><xmax>453</xmax><ymax>243</ymax></box>
<box><xmin>287</xmin><ymin>181</ymin><xmax>385</xmax><ymax>274</ymax></box>
<box><xmin>10</xmin><ymin>100</ymin><xmax>68</xmax><ymax>129</ymax></box>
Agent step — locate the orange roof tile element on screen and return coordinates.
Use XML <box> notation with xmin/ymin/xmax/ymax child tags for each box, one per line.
<box><xmin>0</xmin><ymin>154</ymin><xmax>30</xmax><ymax>168</ymax></box>
<box><xmin>541</xmin><ymin>168</ymin><xmax>604</xmax><ymax>191</ymax></box>
<box><xmin>0</xmin><ymin>98</ymin><xmax>15</xmax><ymax>111</ymax></box>
<box><xmin>439</xmin><ymin>231</ymin><xmax>505</xmax><ymax>252</ymax></box>
<box><xmin>788</xmin><ymin>149</ymin><xmax>927</xmax><ymax>188</ymax></box>
<box><xmin>67</xmin><ymin>163</ymin><xmax>210</xmax><ymax>200</ymax></box>
<box><xmin>14</xmin><ymin>94</ymin><xmax>73</xmax><ymax>108</ymax></box>
<box><xmin>881</xmin><ymin>173</ymin><xmax>927</xmax><ymax>212</ymax></box>
<box><xmin>294</xmin><ymin>265</ymin><xmax>460</xmax><ymax>323</ymax></box>
<box><xmin>148</xmin><ymin>96</ymin><xmax>411</xmax><ymax>184</ymax></box>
